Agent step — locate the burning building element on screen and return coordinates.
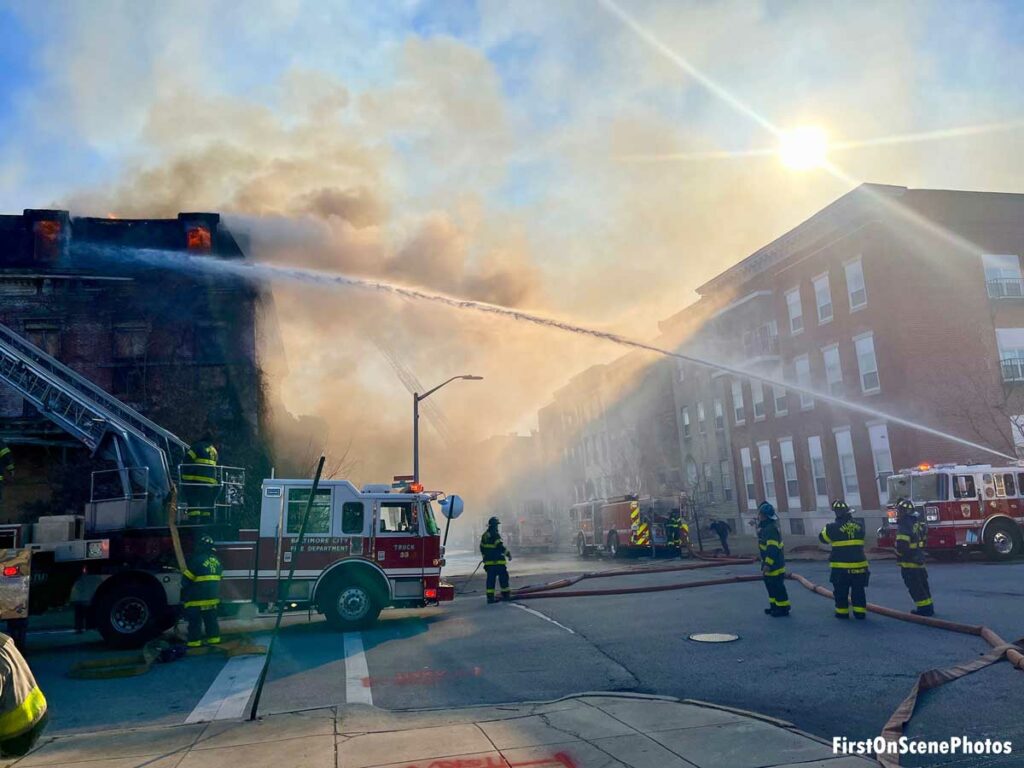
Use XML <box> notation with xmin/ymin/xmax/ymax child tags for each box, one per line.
<box><xmin>0</xmin><ymin>209</ymin><xmax>269</xmax><ymax>522</ymax></box>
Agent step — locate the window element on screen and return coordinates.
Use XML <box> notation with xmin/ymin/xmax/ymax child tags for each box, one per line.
<box><xmin>286</xmin><ymin>488</ymin><xmax>331</xmax><ymax>534</ymax></box>
<box><xmin>751</xmin><ymin>381</ymin><xmax>766</xmax><ymax>420</ymax></box>
<box><xmin>686</xmin><ymin>457</ymin><xmax>699</xmax><ymax>489</ymax></box>
<box><xmin>808</xmin><ymin>436</ymin><xmax>828</xmax><ymax>507</ymax></box>
<box><xmin>676</xmin><ymin>360</ymin><xmax>687</xmax><ymax>383</ymax></box>
<box><xmin>794</xmin><ymin>355</ymin><xmax>813</xmax><ymax>409</ymax></box>
<box><xmin>720</xmin><ymin>460</ymin><xmax>733</xmax><ymax>501</ymax></box>
<box><xmin>785</xmin><ymin>288</ymin><xmax>803</xmax><ymax>334</ymax></box>
<box><xmin>380</xmin><ymin>501</ymin><xmax>417</xmax><ymax>533</ymax></box>
<box><xmin>953</xmin><ymin>475</ymin><xmax>977</xmax><ymax>499</ymax></box>
<box><xmin>854</xmin><ymin>333</ymin><xmax>880</xmax><ymax>393</ymax></box>
<box><xmin>773</xmin><ymin>364</ymin><xmax>787</xmax><ymax>415</ymax></box>
<box><xmin>1011</xmin><ymin>415</ymin><xmax>1024</xmax><ymax>456</ymax></box>
<box><xmin>822</xmin><ymin>344</ymin><xmax>843</xmax><ymax>396</ymax></box>
<box><xmin>195</xmin><ymin>321</ymin><xmax>228</xmax><ymax>364</ymax></box>
<box><xmin>995</xmin><ymin>473</ymin><xmax>1017</xmax><ymax>497</ymax></box>
<box><xmin>741</xmin><ymin>448</ymin><xmax>756</xmax><ymax>509</ymax></box>
<box><xmin>713</xmin><ymin>398</ymin><xmax>724</xmax><ymax>430</ymax></box>
<box><xmin>813</xmin><ymin>273</ymin><xmax>833</xmax><ymax>323</ymax></box>
<box><xmin>731</xmin><ymin>380</ymin><xmax>745</xmax><ymax>424</ymax></box>
<box><xmin>758</xmin><ymin>442</ymin><xmax>776</xmax><ymax>504</ymax></box>
<box><xmin>845</xmin><ymin>257</ymin><xmax>867</xmax><ymax>310</ymax></box>
<box><xmin>681</xmin><ymin>407</ymin><xmax>691</xmax><ymax>438</ymax></box>
<box><xmin>113</xmin><ymin>324</ymin><xmax>149</xmax><ymax>361</ymax></box>
<box><xmin>779</xmin><ymin>438</ymin><xmax>800</xmax><ymax>505</ymax></box>
<box><xmin>834</xmin><ymin>428</ymin><xmax>861</xmax><ymax>506</ymax></box>
<box><xmin>697</xmin><ymin>401</ymin><xmax>707</xmax><ymax>434</ymax></box>
<box><xmin>24</xmin><ymin>324</ymin><xmax>61</xmax><ymax>357</ymax></box>
<box><xmin>868</xmin><ymin>423</ymin><xmax>893</xmax><ymax>503</ymax></box>
<box><xmin>703</xmin><ymin>462</ymin><xmax>714</xmax><ymax>499</ymax></box>
<box><xmin>342</xmin><ymin>502</ymin><xmax>365</xmax><ymax>534</ymax></box>
<box><xmin>996</xmin><ymin>330</ymin><xmax>1024</xmax><ymax>382</ymax></box>
<box><xmin>984</xmin><ymin>254</ymin><xmax>1023</xmax><ymax>298</ymax></box>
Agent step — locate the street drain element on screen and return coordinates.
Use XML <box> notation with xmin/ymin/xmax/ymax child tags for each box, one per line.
<box><xmin>688</xmin><ymin>633</ymin><xmax>739</xmax><ymax>643</ymax></box>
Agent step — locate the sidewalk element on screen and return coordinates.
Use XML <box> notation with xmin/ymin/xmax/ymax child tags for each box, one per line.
<box><xmin>9</xmin><ymin>693</ymin><xmax>874</xmax><ymax>768</ymax></box>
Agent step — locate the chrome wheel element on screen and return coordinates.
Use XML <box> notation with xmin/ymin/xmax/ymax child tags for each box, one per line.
<box><xmin>338</xmin><ymin>586</ymin><xmax>371</xmax><ymax>622</ymax></box>
<box><xmin>111</xmin><ymin>596</ymin><xmax>150</xmax><ymax>635</ymax></box>
<box><xmin>993</xmin><ymin>530</ymin><xmax>1014</xmax><ymax>555</ymax></box>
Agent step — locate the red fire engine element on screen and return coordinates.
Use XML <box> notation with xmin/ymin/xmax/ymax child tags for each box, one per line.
<box><xmin>877</xmin><ymin>463</ymin><xmax>1024</xmax><ymax>560</ymax></box>
<box><xmin>569</xmin><ymin>495</ymin><xmax>678</xmax><ymax>557</ymax></box>
<box><xmin>216</xmin><ymin>479</ymin><xmax>457</xmax><ymax>630</ymax></box>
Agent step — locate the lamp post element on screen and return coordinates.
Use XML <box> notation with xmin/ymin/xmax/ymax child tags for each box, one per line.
<box><xmin>413</xmin><ymin>375</ymin><xmax>483</xmax><ymax>483</ymax></box>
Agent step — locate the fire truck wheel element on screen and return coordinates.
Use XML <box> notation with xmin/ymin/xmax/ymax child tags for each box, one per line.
<box><xmin>607</xmin><ymin>532</ymin><xmax>621</xmax><ymax>558</ymax></box>
<box><xmin>983</xmin><ymin>520</ymin><xmax>1022</xmax><ymax>561</ymax></box>
<box><xmin>322</xmin><ymin>580</ymin><xmax>382</xmax><ymax>631</ymax></box>
<box><xmin>95</xmin><ymin>580</ymin><xmax>164</xmax><ymax>649</ymax></box>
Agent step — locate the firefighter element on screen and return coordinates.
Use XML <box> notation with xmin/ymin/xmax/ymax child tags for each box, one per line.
<box><xmin>0</xmin><ymin>631</ymin><xmax>47</xmax><ymax>757</ymax></box>
<box><xmin>182</xmin><ymin>534</ymin><xmax>222</xmax><ymax>647</ymax></box>
<box><xmin>0</xmin><ymin>437</ymin><xmax>13</xmax><ymax>504</ymax></box>
<box><xmin>182</xmin><ymin>433</ymin><xmax>219</xmax><ymax>520</ymax></box>
<box><xmin>709</xmin><ymin>518</ymin><xmax>731</xmax><ymax>555</ymax></box>
<box><xmin>894</xmin><ymin>497</ymin><xmax>934</xmax><ymax>616</ymax></box>
<box><xmin>757</xmin><ymin>502</ymin><xmax>790</xmax><ymax>616</ymax></box>
<box><xmin>480</xmin><ymin>516</ymin><xmax>511</xmax><ymax>604</ymax></box>
<box><xmin>819</xmin><ymin>500</ymin><xmax>870</xmax><ymax>620</ymax></box>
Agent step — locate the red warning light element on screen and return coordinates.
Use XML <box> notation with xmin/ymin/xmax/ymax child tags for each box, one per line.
<box><xmin>3</xmin><ymin>566</ymin><xmax>20</xmax><ymax>577</ymax></box>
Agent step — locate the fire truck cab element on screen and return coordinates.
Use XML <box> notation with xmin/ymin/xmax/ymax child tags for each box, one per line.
<box><xmin>218</xmin><ymin>478</ymin><xmax>455</xmax><ymax>631</ymax></box>
<box><xmin>877</xmin><ymin>463</ymin><xmax>1024</xmax><ymax>560</ymax></box>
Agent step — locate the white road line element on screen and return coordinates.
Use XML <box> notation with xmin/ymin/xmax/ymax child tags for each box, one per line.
<box><xmin>510</xmin><ymin>603</ymin><xmax>576</xmax><ymax>634</ymax></box>
<box><xmin>343</xmin><ymin>632</ymin><xmax>373</xmax><ymax>705</ymax></box>
<box><xmin>186</xmin><ymin>653</ymin><xmax>268</xmax><ymax>723</ymax></box>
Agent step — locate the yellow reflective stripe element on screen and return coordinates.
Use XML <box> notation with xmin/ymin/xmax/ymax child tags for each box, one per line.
<box><xmin>898</xmin><ymin>562</ymin><xmax>924</xmax><ymax>569</ymax></box>
<box><xmin>192</xmin><ymin>574</ymin><xmax>220</xmax><ymax>582</ymax></box>
<box><xmin>183</xmin><ymin>569</ymin><xmax>196</xmax><ymax>581</ymax></box>
<box><xmin>186</xmin><ymin>640</ymin><xmax>203</xmax><ymax>647</ymax></box>
<box><xmin>915</xmin><ymin>598</ymin><xmax>934</xmax><ymax>607</ymax></box>
<box><xmin>830</xmin><ymin>561</ymin><xmax>870</xmax><ymax>569</ymax></box>
<box><xmin>820</xmin><ymin>530</ymin><xmax>832</xmax><ymax>543</ymax></box>
<box><xmin>0</xmin><ymin>447</ymin><xmax>10</xmax><ymax>457</ymax></box>
<box><xmin>763</xmin><ymin>557</ymin><xmax>775</xmax><ymax>565</ymax></box>
<box><xmin>194</xmin><ymin>458</ymin><xmax>216</xmax><ymax>466</ymax></box>
<box><xmin>831</xmin><ymin>539</ymin><xmax>865</xmax><ymax>546</ymax></box>
<box><xmin>765</xmin><ymin>539</ymin><xmax>782</xmax><ymax>547</ymax></box>
<box><xmin>205</xmin><ymin>637</ymin><xmax>221</xmax><ymax>644</ymax></box>
<box><xmin>852</xmin><ymin>606</ymin><xmax>867</xmax><ymax>614</ymax></box>
<box><xmin>183</xmin><ymin>598</ymin><xmax>220</xmax><ymax>608</ymax></box>
<box><xmin>895</xmin><ymin>534</ymin><xmax>911</xmax><ymax>541</ymax></box>
<box><xmin>0</xmin><ymin>686</ymin><xmax>46</xmax><ymax>739</ymax></box>
<box><xmin>774</xmin><ymin>600</ymin><xmax>791</xmax><ymax>607</ymax></box>
<box><xmin>182</xmin><ymin>475</ymin><xmax>218</xmax><ymax>484</ymax></box>
<box><xmin>763</xmin><ymin>567</ymin><xmax>786</xmax><ymax>576</ymax></box>
<box><xmin>758</xmin><ymin>543</ymin><xmax>767</xmax><ymax>550</ymax></box>
<box><xmin>835</xmin><ymin>607</ymin><xmax>850</xmax><ymax>614</ymax></box>
<box><xmin>482</xmin><ymin>560</ymin><xmax>505</xmax><ymax>566</ymax></box>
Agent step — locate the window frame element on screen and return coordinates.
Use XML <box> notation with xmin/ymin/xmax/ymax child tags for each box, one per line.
<box><xmin>844</xmin><ymin>256</ymin><xmax>867</xmax><ymax>311</ymax></box>
<box><xmin>794</xmin><ymin>354</ymin><xmax>814</xmax><ymax>410</ymax></box>
<box><xmin>731</xmin><ymin>380</ymin><xmax>745</xmax><ymax>425</ymax></box>
<box><xmin>867</xmin><ymin>422</ymin><xmax>893</xmax><ymax>504</ymax></box>
<box><xmin>785</xmin><ymin>287</ymin><xmax>804</xmax><ymax>335</ymax></box>
<box><xmin>751</xmin><ymin>381</ymin><xmax>766</xmax><ymax>421</ymax></box>
<box><xmin>833</xmin><ymin>427</ymin><xmax>861</xmax><ymax>507</ymax></box>
<box><xmin>757</xmin><ymin>441</ymin><xmax>777</xmax><ymax>505</ymax></box>
<box><xmin>285</xmin><ymin>487</ymin><xmax>333</xmax><ymax>536</ymax></box>
<box><xmin>741</xmin><ymin>447</ymin><xmax>756</xmax><ymax>509</ymax></box>
<box><xmin>822</xmin><ymin>343</ymin><xmax>843</xmax><ymax>397</ymax></box>
<box><xmin>779</xmin><ymin>437</ymin><xmax>800</xmax><ymax>507</ymax></box>
<box><xmin>813</xmin><ymin>272</ymin><xmax>833</xmax><ymax>324</ymax></box>
<box><xmin>854</xmin><ymin>332</ymin><xmax>880</xmax><ymax>394</ymax></box>
<box><xmin>808</xmin><ymin>435</ymin><xmax>829</xmax><ymax>508</ymax></box>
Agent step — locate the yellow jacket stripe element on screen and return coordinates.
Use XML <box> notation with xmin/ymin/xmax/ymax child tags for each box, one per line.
<box><xmin>830</xmin><ymin>539</ymin><xmax>865</xmax><ymax>547</ymax></box>
<box><xmin>763</xmin><ymin>567</ymin><xmax>786</xmax><ymax>577</ymax></box>
<box><xmin>183</xmin><ymin>598</ymin><xmax>221</xmax><ymax>608</ymax></box>
<box><xmin>829</xmin><ymin>561</ymin><xmax>870</xmax><ymax>569</ymax></box>
<box><xmin>0</xmin><ymin>685</ymin><xmax>46</xmax><ymax>740</ymax></box>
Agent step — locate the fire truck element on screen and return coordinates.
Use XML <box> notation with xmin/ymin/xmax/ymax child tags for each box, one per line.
<box><xmin>505</xmin><ymin>500</ymin><xmax>555</xmax><ymax>553</ymax></box>
<box><xmin>877</xmin><ymin>463</ymin><xmax>1024</xmax><ymax>561</ymax></box>
<box><xmin>214</xmin><ymin>479</ymin><xmax>456</xmax><ymax>630</ymax></box>
<box><xmin>569</xmin><ymin>495</ymin><xmax>678</xmax><ymax>557</ymax></box>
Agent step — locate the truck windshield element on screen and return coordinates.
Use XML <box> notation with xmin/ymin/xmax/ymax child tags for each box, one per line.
<box><xmin>422</xmin><ymin>501</ymin><xmax>439</xmax><ymax>536</ymax></box>
<box><xmin>887</xmin><ymin>473</ymin><xmax>948</xmax><ymax>502</ymax></box>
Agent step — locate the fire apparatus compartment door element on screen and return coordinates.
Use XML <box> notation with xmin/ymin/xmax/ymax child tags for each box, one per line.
<box><xmin>374</xmin><ymin>500</ymin><xmax>425</xmax><ymax>598</ymax></box>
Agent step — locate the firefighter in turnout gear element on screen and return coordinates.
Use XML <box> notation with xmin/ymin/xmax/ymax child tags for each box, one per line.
<box><xmin>894</xmin><ymin>497</ymin><xmax>934</xmax><ymax>616</ymax></box>
<box><xmin>0</xmin><ymin>632</ymin><xmax>47</xmax><ymax>757</ymax></box>
<box><xmin>182</xmin><ymin>534</ymin><xmax>222</xmax><ymax>646</ymax></box>
<box><xmin>182</xmin><ymin>434</ymin><xmax>219</xmax><ymax>519</ymax></box>
<box><xmin>480</xmin><ymin>516</ymin><xmax>511</xmax><ymax>603</ymax></box>
<box><xmin>0</xmin><ymin>438</ymin><xmax>13</xmax><ymax>503</ymax></box>
<box><xmin>757</xmin><ymin>502</ymin><xmax>790</xmax><ymax>616</ymax></box>
<box><xmin>819</xmin><ymin>500</ymin><xmax>870</xmax><ymax>619</ymax></box>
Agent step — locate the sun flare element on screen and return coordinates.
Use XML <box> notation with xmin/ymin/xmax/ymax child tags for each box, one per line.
<box><xmin>778</xmin><ymin>126</ymin><xmax>829</xmax><ymax>170</ymax></box>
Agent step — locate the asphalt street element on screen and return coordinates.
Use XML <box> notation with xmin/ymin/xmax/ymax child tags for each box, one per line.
<box><xmin>24</xmin><ymin>552</ymin><xmax>1024</xmax><ymax>768</ymax></box>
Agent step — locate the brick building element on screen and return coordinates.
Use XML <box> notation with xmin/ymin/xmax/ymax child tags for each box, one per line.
<box><xmin>0</xmin><ymin>208</ymin><xmax>269</xmax><ymax>522</ymax></box>
<box><xmin>696</xmin><ymin>184</ymin><xmax>1024</xmax><ymax>535</ymax></box>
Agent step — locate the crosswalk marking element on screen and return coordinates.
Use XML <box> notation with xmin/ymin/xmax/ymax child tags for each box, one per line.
<box><xmin>343</xmin><ymin>632</ymin><xmax>373</xmax><ymax>705</ymax></box>
<box><xmin>186</xmin><ymin>652</ymin><xmax>268</xmax><ymax>723</ymax></box>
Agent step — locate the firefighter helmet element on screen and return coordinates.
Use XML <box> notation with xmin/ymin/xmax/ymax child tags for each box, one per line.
<box><xmin>757</xmin><ymin>501</ymin><xmax>777</xmax><ymax>520</ymax></box>
<box><xmin>198</xmin><ymin>534</ymin><xmax>215</xmax><ymax>548</ymax></box>
<box><xmin>831</xmin><ymin>499</ymin><xmax>851</xmax><ymax>517</ymax></box>
<box><xmin>487</xmin><ymin>516</ymin><xmax>500</xmax><ymax>528</ymax></box>
<box><xmin>896</xmin><ymin>497</ymin><xmax>916</xmax><ymax>515</ymax></box>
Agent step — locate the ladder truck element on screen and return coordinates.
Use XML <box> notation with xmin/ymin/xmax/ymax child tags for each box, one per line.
<box><xmin>0</xmin><ymin>322</ymin><xmax>243</xmax><ymax>648</ymax></box>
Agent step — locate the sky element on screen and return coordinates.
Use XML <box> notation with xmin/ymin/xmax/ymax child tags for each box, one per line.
<box><xmin>2</xmin><ymin>0</ymin><xmax>1024</xmax><ymax>482</ymax></box>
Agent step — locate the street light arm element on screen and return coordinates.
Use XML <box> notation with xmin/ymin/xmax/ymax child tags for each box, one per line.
<box><xmin>417</xmin><ymin>376</ymin><xmax>464</xmax><ymax>402</ymax></box>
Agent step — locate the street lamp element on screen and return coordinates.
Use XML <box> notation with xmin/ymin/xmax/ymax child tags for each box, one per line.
<box><xmin>413</xmin><ymin>375</ymin><xmax>483</xmax><ymax>483</ymax></box>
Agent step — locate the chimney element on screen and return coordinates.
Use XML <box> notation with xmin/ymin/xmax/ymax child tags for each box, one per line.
<box><xmin>23</xmin><ymin>209</ymin><xmax>70</xmax><ymax>264</ymax></box>
<box><xmin>178</xmin><ymin>212</ymin><xmax>220</xmax><ymax>254</ymax></box>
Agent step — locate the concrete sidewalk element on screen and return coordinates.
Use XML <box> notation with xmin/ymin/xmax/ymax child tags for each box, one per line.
<box><xmin>8</xmin><ymin>693</ymin><xmax>874</xmax><ymax>768</ymax></box>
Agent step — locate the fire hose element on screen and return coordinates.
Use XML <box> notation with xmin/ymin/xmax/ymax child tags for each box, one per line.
<box><xmin>506</xmin><ymin>555</ymin><xmax>1021</xmax><ymax>767</ymax></box>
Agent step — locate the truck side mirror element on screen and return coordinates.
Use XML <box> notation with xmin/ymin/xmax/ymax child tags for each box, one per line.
<box><xmin>440</xmin><ymin>495</ymin><xmax>464</xmax><ymax>520</ymax></box>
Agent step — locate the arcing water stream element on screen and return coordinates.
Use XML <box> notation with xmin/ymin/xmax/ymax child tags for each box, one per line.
<box><xmin>81</xmin><ymin>244</ymin><xmax>1015</xmax><ymax>463</ymax></box>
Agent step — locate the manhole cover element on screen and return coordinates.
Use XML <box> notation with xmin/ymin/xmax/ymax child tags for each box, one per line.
<box><xmin>688</xmin><ymin>633</ymin><xmax>739</xmax><ymax>643</ymax></box>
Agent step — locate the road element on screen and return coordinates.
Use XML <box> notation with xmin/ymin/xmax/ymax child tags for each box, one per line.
<box><xmin>26</xmin><ymin>552</ymin><xmax>1024</xmax><ymax>767</ymax></box>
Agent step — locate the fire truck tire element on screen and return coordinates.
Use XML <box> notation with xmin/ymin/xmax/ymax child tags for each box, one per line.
<box><xmin>983</xmin><ymin>519</ymin><xmax>1022</xmax><ymax>561</ymax></box>
<box><xmin>322</xmin><ymin>579</ymin><xmax>383</xmax><ymax>631</ymax></box>
<box><xmin>94</xmin><ymin>580</ymin><xmax>165</xmax><ymax>649</ymax></box>
<box><xmin>607</xmin><ymin>532</ymin><xmax>621</xmax><ymax>558</ymax></box>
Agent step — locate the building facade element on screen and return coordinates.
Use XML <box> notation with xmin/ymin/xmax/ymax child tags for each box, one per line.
<box><xmin>0</xmin><ymin>208</ymin><xmax>269</xmax><ymax>522</ymax></box>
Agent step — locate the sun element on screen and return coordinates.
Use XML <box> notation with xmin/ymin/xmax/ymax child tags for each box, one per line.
<box><xmin>778</xmin><ymin>126</ymin><xmax>829</xmax><ymax>170</ymax></box>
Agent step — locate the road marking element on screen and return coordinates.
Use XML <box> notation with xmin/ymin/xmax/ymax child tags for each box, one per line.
<box><xmin>510</xmin><ymin>603</ymin><xmax>576</xmax><ymax>634</ymax></box>
<box><xmin>343</xmin><ymin>632</ymin><xmax>373</xmax><ymax>705</ymax></box>
<box><xmin>186</xmin><ymin>652</ymin><xmax>268</xmax><ymax>723</ymax></box>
